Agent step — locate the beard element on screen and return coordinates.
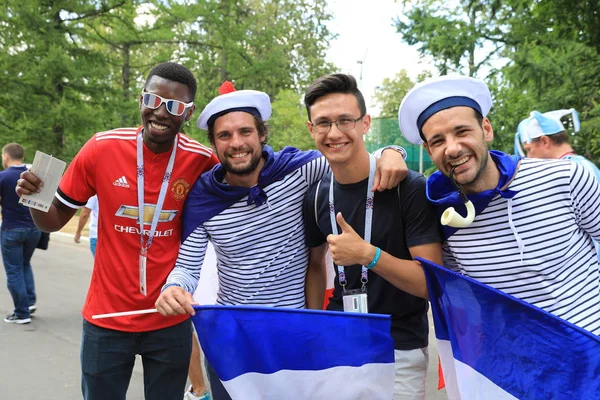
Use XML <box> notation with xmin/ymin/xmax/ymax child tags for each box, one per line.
<box><xmin>219</xmin><ymin>144</ymin><xmax>264</xmax><ymax>177</ymax></box>
<box><xmin>453</xmin><ymin>149</ymin><xmax>490</xmax><ymax>191</ymax></box>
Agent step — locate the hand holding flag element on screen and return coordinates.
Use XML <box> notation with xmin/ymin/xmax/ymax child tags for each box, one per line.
<box><xmin>155</xmin><ymin>285</ymin><xmax>197</xmax><ymax>316</ymax></box>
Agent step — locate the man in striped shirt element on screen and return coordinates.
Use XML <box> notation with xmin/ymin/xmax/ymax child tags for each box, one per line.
<box><xmin>155</xmin><ymin>83</ymin><xmax>408</xmax><ymax>400</ymax></box>
<box><xmin>398</xmin><ymin>75</ymin><xmax>600</xmax><ymax>335</ymax></box>
<box><xmin>516</xmin><ymin>108</ymin><xmax>600</xmax><ymax>184</ymax></box>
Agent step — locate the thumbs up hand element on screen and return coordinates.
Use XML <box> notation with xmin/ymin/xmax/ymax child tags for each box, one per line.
<box><xmin>326</xmin><ymin>213</ymin><xmax>375</xmax><ymax>267</ymax></box>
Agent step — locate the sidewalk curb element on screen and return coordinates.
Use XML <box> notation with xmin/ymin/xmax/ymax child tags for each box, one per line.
<box><xmin>51</xmin><ymin>231</ymin><xmax>90</xmax><ymax>246</ymax></box>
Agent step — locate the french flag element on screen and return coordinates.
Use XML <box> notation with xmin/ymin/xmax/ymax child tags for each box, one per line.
<box><xmin>418</xmin><ymin>258</ymin><xmax>600</xmax><ymax>399</ymax></box>
<box><xmin>191</xmin><ymin>305</ymin><xmax>395</xmax><ymax>400</ymax></box>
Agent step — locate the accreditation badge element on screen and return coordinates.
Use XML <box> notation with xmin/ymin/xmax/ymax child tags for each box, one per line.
<box><xmin>139</xmin><ymin>252</ymin><xmax>147</xmax><ymax>296</ymax></box>
<box><xmin>342</xmin><ymin>289</ymin><xmax>368</xmax><ymax>314</ymax></box>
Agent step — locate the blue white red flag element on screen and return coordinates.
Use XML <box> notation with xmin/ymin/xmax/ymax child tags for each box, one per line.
<box><xmin>419</xmin><ymin>258</ymin><xmax>600</xmax><ymax>400</ymax></box>
<box><xmin>191</xmin><ymin>305</ymin><xmax>395</xmax><ymax>400</ymax></box>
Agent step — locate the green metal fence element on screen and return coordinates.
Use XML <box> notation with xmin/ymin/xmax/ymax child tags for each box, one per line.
<box><xmin>365</xmin><ymin>117</ymin><xmax>435</xmax><ymax>174</ymax></box>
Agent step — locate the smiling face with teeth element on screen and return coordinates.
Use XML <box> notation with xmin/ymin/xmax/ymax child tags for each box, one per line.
<box><xmin>422</xmin><ymin>106</ymin><xmax>499</xmax><ymax>194</ymax></box>
<box><xmin>140</xmin><ymin>76</ymin><xmax>194</xmax><ymax>154</ymax></box>
<box><xmin>211</xmin><ymin>111</ymin><xmax>266</xmax><ymax>187</ymax></box>
<box><xmin>307</xmin><ymin>93</ymin><xmax>370</xmax><ymax>168</ymax></box>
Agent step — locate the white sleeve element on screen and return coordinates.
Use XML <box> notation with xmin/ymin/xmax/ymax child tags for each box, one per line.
<box><xmin>85</xmin><ymin>195</ymin><xmax>98</xmax><ymax>210</ymax></box>
<box><xmin>570</xmin><ymin>162</ymin><xmax>600</xmax><ymax>241</ymax></box>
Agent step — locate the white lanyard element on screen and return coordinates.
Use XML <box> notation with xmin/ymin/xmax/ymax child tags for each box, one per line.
<box><xmin>136</xmin><ymin>132</ymin><xmax>178</xmax><ymax>253</ymax></box>
<box><xmin>136</xmin><ymin>132</ymin><xmax>177</xmax><ymax>296</ymax></box>
<box><xmin>329</xmin><ymin>154</ymin><xmax>376</xmax><ymax>292</ymax></box>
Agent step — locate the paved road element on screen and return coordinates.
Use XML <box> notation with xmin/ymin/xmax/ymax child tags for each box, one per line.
<box><xmin>0</xmin><ymin>233</ymin><xmax>447</xmax><ymax>399</ymax></box>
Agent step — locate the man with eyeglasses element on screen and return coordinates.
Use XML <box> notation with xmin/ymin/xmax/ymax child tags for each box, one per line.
<box><xmin>154</xmin><ymin>81</ymin><xmax>408</xmax><ymax>400</ymax></box>
<box><xmin>302</xmin><ymin>73</ymin><xmax>443</xmax><ymax>400</ymax></box>
<box><xmin>16</xmin><ymin>62</ymin><xmax>219</xmax><ymax>400</ymax></box>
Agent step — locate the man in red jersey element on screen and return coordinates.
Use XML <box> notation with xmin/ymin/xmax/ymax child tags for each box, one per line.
<box><xmin>16</xmin><ymin>62</ymin><xmax>219</xmax><ymax>400</ymax></box>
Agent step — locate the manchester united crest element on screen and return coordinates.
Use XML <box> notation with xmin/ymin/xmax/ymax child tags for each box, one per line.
<box><xmin>170</xmin><ymin>178</ymin><xmax>191</xmax><ymax>201</ymax></box>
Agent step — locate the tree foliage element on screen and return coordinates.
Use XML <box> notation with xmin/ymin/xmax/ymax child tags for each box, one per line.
<box><xmin>372</xmin><ymin>70</ymin><xmax>415</xmax><ymax>118</ymax></box>
<box><xmin>268</xmin><ymin>89</ymin><xmax>314</xmax><ymax>151</ymax></box>
<box><xmin>395</xmin><ymin>0</ymin><xmax>600</xmax><ymax>162</ymax></box>
<box><xmin>371</xmin><ymin>69</ymin><xmax>432</xmax><ymax>119</ymax></box>
<box><xmin>0</xmin><ymin>0</ymin><xmax>334</xmax><ymax>162</ymax></box>
<box><xmin>395</xmin><ymin>0</ymin><xmax>510</xmax><ymax>77</ymax></box>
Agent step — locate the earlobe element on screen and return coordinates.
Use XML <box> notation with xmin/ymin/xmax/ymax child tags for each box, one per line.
<box><xmin>423</xmin><ymin>143</ymin><xmax>433</xmax><ymax>157</ymax></box>
<box><xmin>483</xmin><ymin>118</ymin><xmax>494</xmax><ymax>141</ymax></box>
<box><xmin>542</xmin><ymin>136</ymin><xmax>551</xmax><ymax>148</ymax></box>
<box><xmin>307</xmin><ymin>122</ymin><xmax>316</xmax><ymax>140</ymax></box>
<box><xmin>361</xmin><ymin>114</ymin><xmax>372</xmax><ymax>135</ymax></box>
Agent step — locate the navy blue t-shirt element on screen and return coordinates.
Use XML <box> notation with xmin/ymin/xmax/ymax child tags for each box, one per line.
<box><xmin>0</xmin><ymin>165</ymin><xmax>36</xmax><ymax>229</ymax></box>
<box><xmin>303</xmin><ymin>170</ymin><xmax>442</xmax><ymax>350</ymax></box>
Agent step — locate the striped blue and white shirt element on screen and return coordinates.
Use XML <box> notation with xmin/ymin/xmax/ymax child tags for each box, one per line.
<box><xmin>168</xmin><ymin>157</ymin><xmax>329</xmax><ymax>309</ymax></box>
<box><xmin>444</xmin><ymin>158</ymin><xmax>600</xmax><ymax>334</ymax></box>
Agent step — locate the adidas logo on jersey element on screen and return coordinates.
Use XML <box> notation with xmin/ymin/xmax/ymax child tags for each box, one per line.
<box><xmin>113</xmin><ymin>176</ymin><xmax>130</xmax><ymax>188</ymax></box>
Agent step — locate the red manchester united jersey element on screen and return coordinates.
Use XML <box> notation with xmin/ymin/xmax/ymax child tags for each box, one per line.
<box><xmin>57</xmin><ymin>126</ymin><xmax>219</xmax><ymax>332</ymax></box>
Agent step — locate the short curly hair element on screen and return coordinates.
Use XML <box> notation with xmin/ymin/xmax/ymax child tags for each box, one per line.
<box><xmin>144</xmin><ymin>62</ymin><xmax>197</xmax><ymax>100</ymax></box>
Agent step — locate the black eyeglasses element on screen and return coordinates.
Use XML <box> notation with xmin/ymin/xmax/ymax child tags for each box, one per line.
<box><xmin>310</xmin><ymin>116</ymin><xmax>365</xmax><ymax>134</ymax></box>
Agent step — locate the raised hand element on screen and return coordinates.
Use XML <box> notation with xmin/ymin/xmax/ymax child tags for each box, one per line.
<box><xmin>326</xmin><ymin>212</ymin><xmax>376</xmax><ymax>267</ymax></box>
<box><xmin>15</xmin><ymin>170</ymin><xmax>43</xmax><ymax>197</ymax></box>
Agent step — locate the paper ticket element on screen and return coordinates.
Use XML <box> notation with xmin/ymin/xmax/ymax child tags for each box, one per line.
<box><xmin>19</xmin><ymin>151</ymin><xmax>66</xmax><ymax>212</ymax></box>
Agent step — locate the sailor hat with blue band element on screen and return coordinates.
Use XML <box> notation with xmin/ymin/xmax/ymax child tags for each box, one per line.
<box><xmin>398</xmin><ymin>75</ymin><xmax>492</xmax><ymax>145</ymax></box>
<box><xmin>196</xmin><ymin>89</ymin><xmax>272</xmax><ymax>130</ymax></box>
<box><xmin>516</xmin><ymin>111</ymin><xmax>565</xmax><ymax>143</ymax></box>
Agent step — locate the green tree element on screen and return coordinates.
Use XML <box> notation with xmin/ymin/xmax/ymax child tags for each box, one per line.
<box><xmin>0</xmin><ymin>0</ymin><xmax>136</xmax><ymax>161</ymax></box>
<box><xmin>269</xmin><ymin>90</ymin><xmax>314</xmax><ymax>151</ymax></box>
<box><xmin>395</xmin><ymin>0</ymin><xmax>510</xmax><ymax>77</ymax></box>
<box><xmin>394</xmin><ymin>0</ymin><xmax>600</xmax><ymax>160</ymax></box>
<box><xmin>372</xmin><ymin>70</ymin><xmax>415</xmax><ymax>118</ymax></box>
<box><xmin>0</xmin><ymin>0</ymin><xmax>335</xmax><ymax>162</ymax></box>
<box><xmin>176</xmin><ymin>0</ymin><xmax>336</xmax><ymax>114</ymax></box>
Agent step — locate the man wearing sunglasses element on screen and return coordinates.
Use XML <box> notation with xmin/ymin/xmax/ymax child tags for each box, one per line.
<box><xmin>16</xmin><ymin>62</ymin><xmax>219</xmax><ymax>400</ymax></box>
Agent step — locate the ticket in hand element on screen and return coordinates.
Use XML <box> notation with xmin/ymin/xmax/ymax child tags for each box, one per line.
<box><xmin>19</xmin><ymin>151</ymin><xmax>66</xmax><ymax>212</ymax></box>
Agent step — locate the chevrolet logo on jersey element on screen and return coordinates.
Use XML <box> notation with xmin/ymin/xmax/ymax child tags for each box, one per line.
<box><xmin>116</xmin><ymin>204</ymin><xmax>178</xmax><ymax>224</ymax></box>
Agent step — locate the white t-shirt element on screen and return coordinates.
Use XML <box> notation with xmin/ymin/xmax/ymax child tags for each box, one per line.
<box><xmin>84</xmin><ymin>195</ymin><xmax>99</xmax><ymax>239</ymax></box>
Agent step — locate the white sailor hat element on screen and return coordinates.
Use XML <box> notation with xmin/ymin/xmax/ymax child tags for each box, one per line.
<box><xmin>196</xmin><ymin>81</ymin><xmax>271</xmax><ymax>130</ymax></box>
<box><xmin>398</xmin><ymin>75</ymin><xmax>492</xmax><ymax>145</ymax></box>
<box><xmin>516</xmin><ymin>111</ymin><xmax>566</xmax><ymax>143</ymax></box>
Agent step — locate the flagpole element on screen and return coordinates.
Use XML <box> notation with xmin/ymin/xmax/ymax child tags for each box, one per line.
<box><xmin>92</xmin><ymin>308</ymin><xmax>158</xmax><ymax>319</ymax></box>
